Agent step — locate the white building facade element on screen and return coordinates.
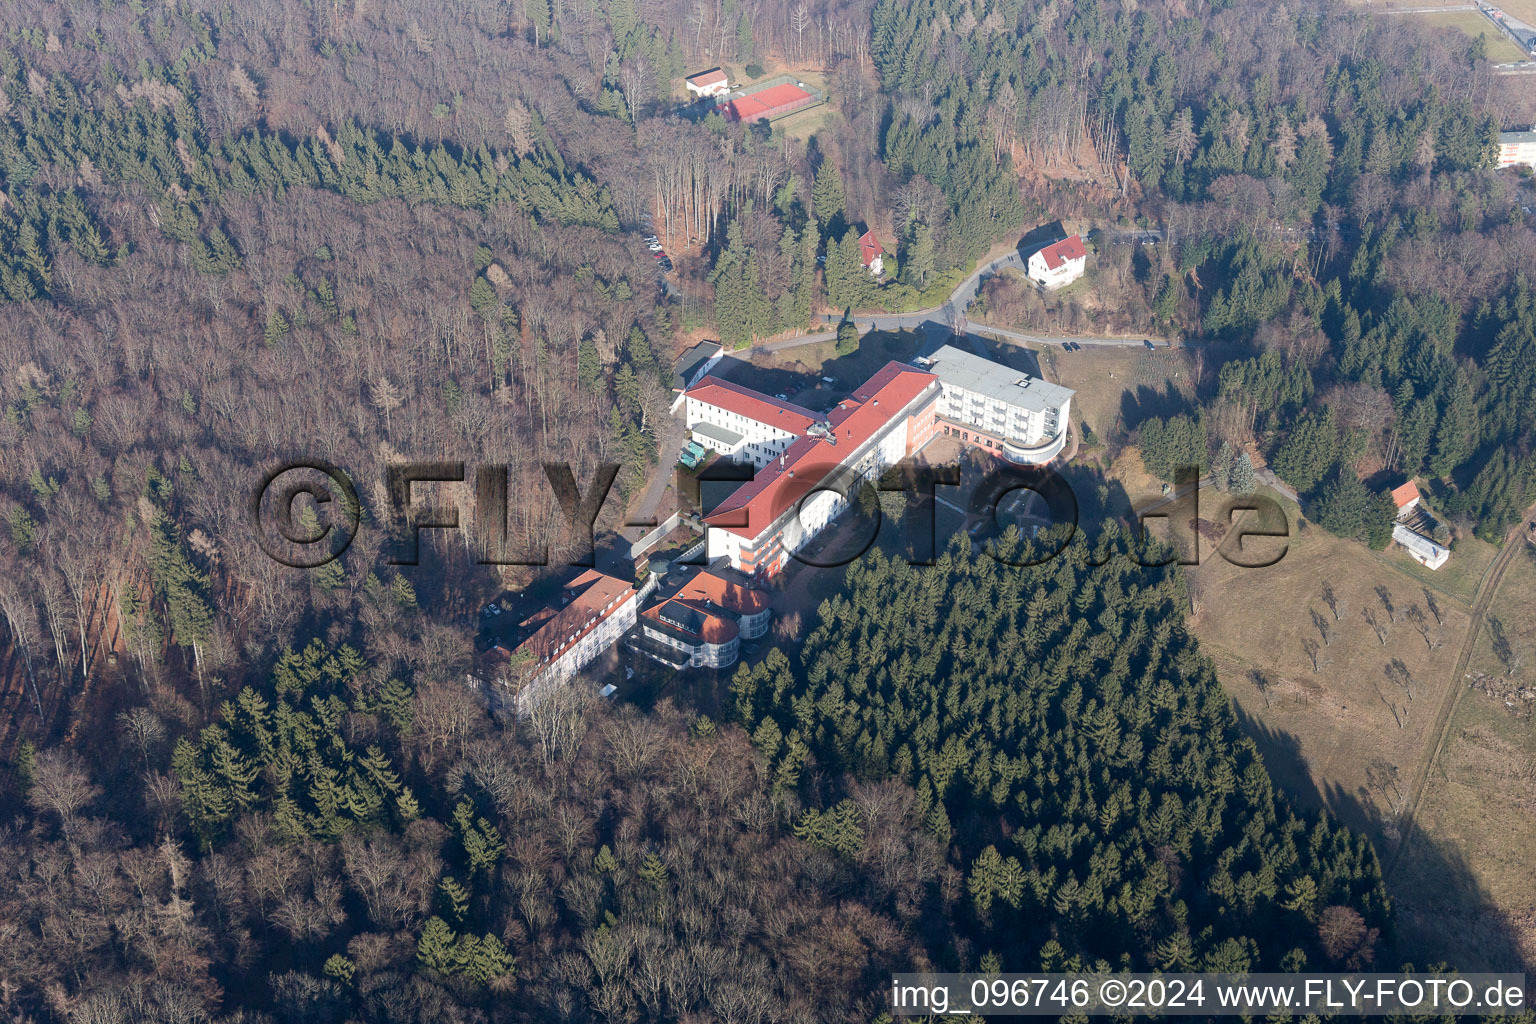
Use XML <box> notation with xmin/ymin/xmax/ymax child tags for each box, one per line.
<box><xmin>701</xmin><ymin>365</ymin><xmax>939</xmax><ymax>577</ymax></box>
<box><xmin>684</xmin><ymin>378</ymin><xmax>818</xmax><ymax>468</ymax></box>
<box><xmin>1392</xmin><ymin>523</ymin><xmax>1449</xmax><ymax>570</ymax></box>
<box><xmin>685</xmin><ymin>68</ymin><xmax>730</xmax><ymax>98</ymax></box>
<box><xmin>1027</xmin><ymin>235</ymin><xmax>1087</xmax><ymax>289</ymax></box>
<box><xmin>508</xmin><ymin>571</ymin><xmax>639</xmax><ymax>712</ymax></box>
<box><xmin>1497</xmin><ymin>130</ymin><xmax>1536</xmax><ymax>170</ymax></box>
<box><xmin>924</xmin><ymin>345</ymin><xmax>1075</xmax><ymax>465</ymax></box>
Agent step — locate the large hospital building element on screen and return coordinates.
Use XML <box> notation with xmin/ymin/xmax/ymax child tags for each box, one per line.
<box><xmin>680</xmin><ymin>345</ymin><xmax>1074</xmax><ymax>578</ymax></box>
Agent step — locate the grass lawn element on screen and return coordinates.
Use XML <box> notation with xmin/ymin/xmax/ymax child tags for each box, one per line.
<box><xmin>1410</xmin><ymin>10</ymin><xmax>1530</xmax><ymax>61</ymax></box>
<box><xmin>1497</xmin><ymin>0</ymin><xmax>1536</xmax><ymax>28</ymax></box>
<box><xmin>1188</xmin><ymin>494</ymin><xmax>1536</xmax><ymax>969</ymax></box>
<box><xmin>774</xmin><ymin>103</ymin><xmax>833</xmax><ymax>142</ymax></box>
<box><xmin>1394</xmin><ymin>546</ymin><xmax>1536</xmax><ymax>970</ymax></box>
<box><xmin>751</xmin><ymin>328</ymin><xmax>925</xmax><ymax>397</ymax></box>
<box><xmin>1189</xmin><ymin>498</ymin><xmax>1470</xmax><ymax>840</ymax></box>
<box><xmin>1044</xmin><ymin>344</ymin><xmax>1197</xmax><ymax>444</ymax></box>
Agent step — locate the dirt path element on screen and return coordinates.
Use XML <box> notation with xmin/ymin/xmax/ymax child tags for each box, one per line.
<box><xmin>1384</xmin><ymin>510</ymin><xmax>1535</xmax><ymax>879</ymax></box>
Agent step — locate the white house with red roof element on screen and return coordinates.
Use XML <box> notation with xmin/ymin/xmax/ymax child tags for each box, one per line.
<box><xmin>1027</xmin><ymin>234</ymin><xmax>1087</xmax><ymax>290</ymax></box>
<box><xmin>1388</xmin><ymin>479</ymin><xmax>1448</xmax><ymax>570</ymax></box>
<box><xmin>683</xmin><ymin>376</ymin><xmax>820</xmax><ymax>468</ymax></box>
<box><xmin>481</xmin><ymin>570</ymin><xmax>639</xmax><ymax>712</ymax></box>
<box><xmin>685</xmin><ymin>68</ymin><xmax>730</xmax><ymax>98</ymax></box>
<box><xmin>858</xmin><ymin>228</ymin><xmax>884</xmax><ymax>276</ymax></box>
<box><xmin>628</xmin><ymin>564</ymin><xmax>772</xmax><ymax>670</ymax></box>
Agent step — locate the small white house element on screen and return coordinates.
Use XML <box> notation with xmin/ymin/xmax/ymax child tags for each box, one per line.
<box><xmin>1393</xmin><ymin>523</ymin><xmax>1449</xmax><ymax>570</ymax></box>
<box><xmin>1027</xmin><ymin>235</ymin><xmax>1087</xmax><ymax>289</ymax></box>
<box><xmin>859</xmin><ymin>229</ymin><xmax>884</xmax><ymax>277</ymax></box>
<box><xmin>685</xmin><ymin>68</ymin><xmax>729</xmax><ymax>99</ymax></box>
<box><xmin>1388</xmin><ymin>479</ymin><xmax>1448</xmax><ymax>569</ymax></box>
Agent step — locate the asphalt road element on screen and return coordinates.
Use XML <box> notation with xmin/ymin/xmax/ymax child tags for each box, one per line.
<box><xmin>747</xmin><ymin>245</ymin><xmax>1167</xmax><ymax>359</ymax></box>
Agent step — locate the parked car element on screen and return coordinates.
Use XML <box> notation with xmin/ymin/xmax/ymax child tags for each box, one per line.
<box><xmin>658</xmin><ymin>257</ymin><xmax>674</xmax><ymax>271</ymax></box>
<box><xmin>646</xmin><ymin>241</ymin><xmax>664</xmax><ymax>252</ymax></box>
<box><xmin>480</xmin><ymin>603</ymin><xmax>502</xmax><ymax>619</ymax></box>
<box><xmin>774</xmin><ymin>392</ymin><xmax>789</xmax><ymax>400</ymax></box>
<box><xmin>1144</xmin><ymin>339</ymin><xmax>1157</xmax><ymax>349</ymax></box>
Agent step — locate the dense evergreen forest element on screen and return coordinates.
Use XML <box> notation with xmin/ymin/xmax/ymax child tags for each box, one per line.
<box><xmin>732</xmin><ymin>528</ymin><xmax>1390</xmax><ymax>977</ymax></box>
<box><xmin>858</xmin><ymin>0</ymin><xmax>1533</xmax><ymax>539</ymax></box>
<box><xmin>0</xmin><ymin>0</ymin><xmax>1532</xmax><ymax>1019</ymax></box>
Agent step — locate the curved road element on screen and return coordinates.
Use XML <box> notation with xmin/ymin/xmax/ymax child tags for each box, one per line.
<box><xmin>628</xmin><ymin>238</ymin><xmax>1170</xmax><ymax>541</ymax></box>
<box><xmin>748</xmin><ymin>243</ymin><xmax>1169</xmax><ymax>359</ymax></box>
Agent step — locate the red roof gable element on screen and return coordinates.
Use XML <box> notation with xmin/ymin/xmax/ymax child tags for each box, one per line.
<box><xmin>1038</xmin><ymin>235</ymin><xmax>1086</xmax><ymax>270</ymax></box>
<box><xmin>705</xmin><ymin>363</ymin><xmax>937</xmax><ymax>538</ymax></box>
<box><xmin>687</xmin><ymin>68</ymin><xmax>727</xmax><ymax>87</ymax></box>
<box><xmin>512</xmin><ymin>570</ymin><xmax>635</xmax><ymax>672</ymax></box>
<box><xmin>859</xmin><ymin>229</ymin><xmax>883</xmax><ymax>267</ymax></box>
<box><xmin>677</xmin><ymin>568</ymin><xmax>770</xmax><ymax>615</ymax></box>
<box><xmin>1390</xmin><ymin>480</ymin><xmax>1421</xmax><ymax>508</ymax></box>
<box><xmin>685</xmin><ymin>376</ymin><xmax>820</xmax><ymax>433</ymax></box>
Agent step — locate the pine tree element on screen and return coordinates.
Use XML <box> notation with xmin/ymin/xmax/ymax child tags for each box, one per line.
<box><xmin>417</xmin><ymin>917</ymin><xmax>461</xmax><ymax>975</ymax></box>
<box><xmin>811</xmin><ymin>161</ymin><xmax>846</xmax><ymax>229</ymax></box>
<box><xmin>454</xmin><ymin>799</ymin><xmax>506</xmax><ymax>878</ymax></box>
<box><xmin>904</xmin><ymin>222</ymin><xmax>935</xmax><ymax>291</ymax></box>
<box><xmin>323</xmin><ymin>954</ymin><xmax>355</xmax><ymax>985</ymax></box>
<box><xmin>826</xmin><ymin>229</ymin><xmax>871</xmax><ymax>311</ymax></box>
<box><xmin>439</xmin><ymin>876</ymin><xmax>471</xmax><ymax>923</ymax></box>
<box><xmin>1229</xmin><ymin>452</ymin><xmax>1257</xmax><ymax>495</ymax></box>
<box><xmin>1210</xmin><ymin>441</ymin><xmax>1235</xmax><ymax>491</ymax></box>
<box><xmin>638</xmin><ymin>851</ymin><xmax>669</xmax><ymax>889</ymax></box>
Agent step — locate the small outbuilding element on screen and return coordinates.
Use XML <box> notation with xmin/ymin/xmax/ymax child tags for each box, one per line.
<box><xmin>685</xmin><ymin>68</ymin><xmax>730</xmax><ymax>98</ymax></box>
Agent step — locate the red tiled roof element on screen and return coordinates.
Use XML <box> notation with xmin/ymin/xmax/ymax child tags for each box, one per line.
<box><xmin>687</xmin><ymin>68</ymin><xmax>727</xmax><ymax>87</ymax></box>
<box><xmin>678</xmin><ymin>567</ymin><xmax>770</xmax><ymax>615</ymax></box>
<box><xmin>641</xmin><ymin>598</ymin><xmax>739</xmax><ymax>644</ymax></box>
<box><xmin>1390</xmin><ymin>480</ymin><xmax>1421</xmax><ymax>509</ymax></box>
<box><xmin>1037</xmin><ymin>235</ymin><xmax>1086</xmax><ymax>270</ymax></box>
<box><xmin>859</xmin><ymin>229</ymin><xmax>883</xmax><ymax>267</ymax></box>
<box><xmin>513</xmin><ymin>570</ymin><xmax>635</xmax><ymax>672</ymax></box>
<box><xmin>685</xmin><ymin>376</ymin><xmax>820</xmax><ymax>433</ymax></box>
<box><xmin>705</xmin><ymin>363</ymin><xmax>937</xmax><ymax>538</ymax></box>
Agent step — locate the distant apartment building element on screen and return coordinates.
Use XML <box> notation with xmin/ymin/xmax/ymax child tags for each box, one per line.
<box><xmin>1027</xmin><ymin>235</ymin><xmax>1087</xmax><ymax>289</ymax></box>
<box><xmin>629</xmin><ymin>565</ymin><xmax>771</xmax><ymax>670</ymax></box>
<box><xmin>685</xmin><ymin>68</ymin><xmax>730</xmax><ymax>99</ymax></box>
<box><xmin>683</xmin><ymin>376</ymin><xmax>820</xmax><ymax>468</ymax></box>
<box><xmin>480</xmin><ymin>570</ymin><xmax>638</xmax><ymax>711</ymax></box>
<box><xmin>1496</xmin><ymin>130</ymin><xmax>1536</xmax><ymax>170</ymax></box>
<box><xmin>923</xmin><ymin>345</ymin><xmax>1075</xmax><ymax>465</ymax></box>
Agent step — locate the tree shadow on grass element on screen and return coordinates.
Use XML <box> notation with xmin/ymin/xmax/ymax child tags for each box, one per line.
<box><xmin>1120</xmin><ymin>381</ymin><xmax>1197</xmax><ymax>433</ymax></box>
<box><xmin>1232</xmin><ymin>704</ymin><xmax>1531</xmax><ymax>973</ymax></box>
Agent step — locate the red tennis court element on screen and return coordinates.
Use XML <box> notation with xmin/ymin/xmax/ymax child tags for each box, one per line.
<box><xmin>721</xmin><ymin>82</ymin><xmax>815</xmax><ymax>122</ymax></box>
